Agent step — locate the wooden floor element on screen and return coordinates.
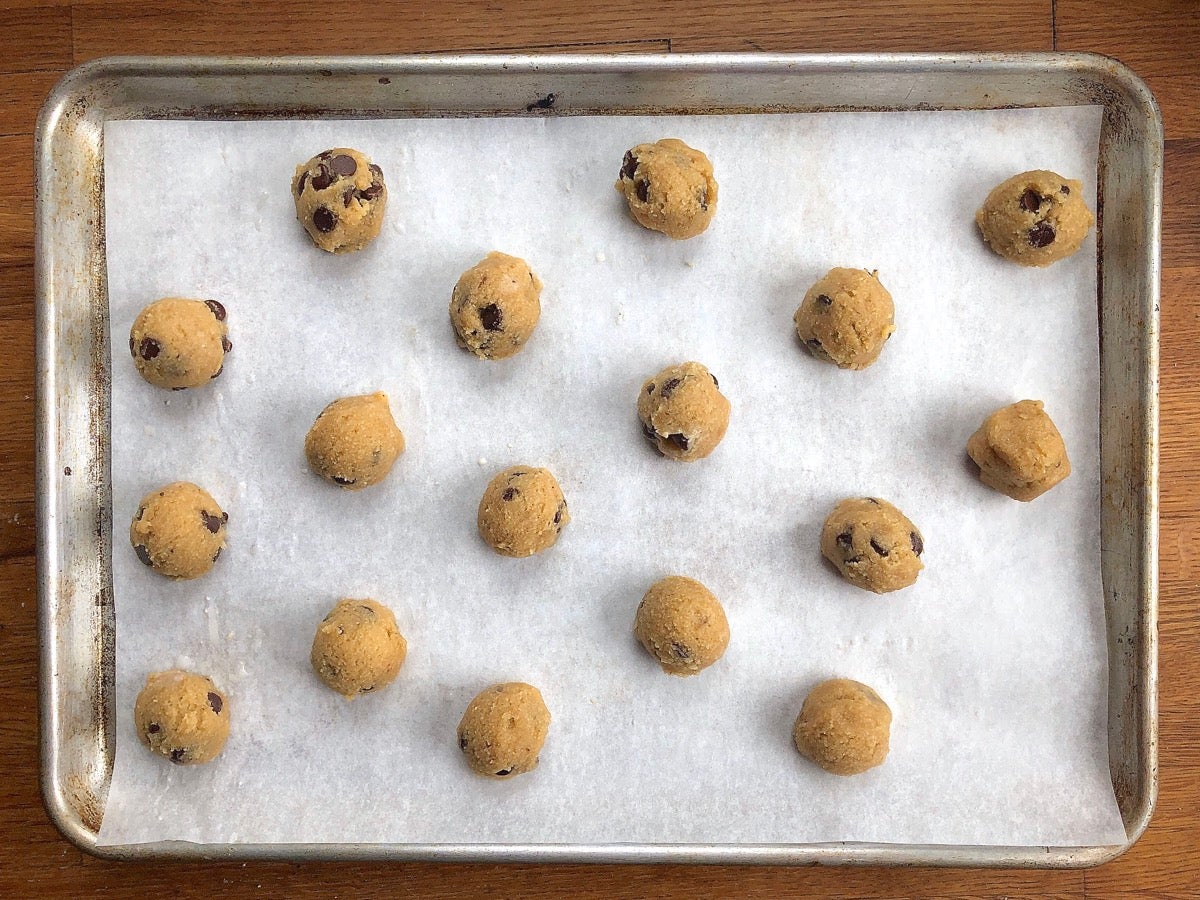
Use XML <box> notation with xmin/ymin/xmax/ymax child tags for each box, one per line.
<box><xmin>1</xmin><ymin>2</ymin><xmax>1197</xmax><ymax>897</ymax></box>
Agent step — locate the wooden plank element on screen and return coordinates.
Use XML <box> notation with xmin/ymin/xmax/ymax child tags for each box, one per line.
<box><xmin>1163</xmin><ymin>140</ymin><xmax>1199</xmax><ymax>270</ymax></box>
<box><xmin>0</xmin><ymin>135</ymin><xmax>34</xmax><ymax>267</ymax></box>
<box><xmin>0</xmin><ymin>6</ymin><xmax>72</xmax><ymax>75</ymax></box>
<box><xmin>1057</xmin><ymin>0</ymin><xmax>1200</xmax><ymax>140</ymax></box>
<box><xmin>0</xmin><ymin>70</ymin><xmax>63</xmax><ymax>138</ymax></box>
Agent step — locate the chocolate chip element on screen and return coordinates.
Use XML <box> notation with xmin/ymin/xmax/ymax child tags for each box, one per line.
<box><xmin>844</xmin><ymin>555</ymin><xmax>864</xmax><ymax>565</ymax></box>
<box><xmin>620</xmin><ymin>150</ymin><xmax>638</xmax><ymax>180</ymax></box>
<box><xmin>671</xmin><ymin>642</ymin><xmax>691</xmax><ymax>659</ymax></box>
<box><xmin>200</xmin><ymin>511</ymin><xmax>223</xmax><ymax>534</ymax></box>
<box><xmin>866</xmin><ymin>497</ymin><xmax>880</xmax><ymax>505</ymax></box>
<box><xmin>458</xmin><ymin>735</ymin><xmax>469</xmax><ymax>750</ymax></box>
<box><xmin>343</xmin><ymin>187</ymin><xmax>356</xmax><ymax>207</ymax></box>
<box><xmin>369</xmin><ymin>163</ymin><xmax>383</xmax><ymax>179</ymax></box>
<box><xmin>135</xmin><ymin>505</ymin><xmax>145</xmax><ymax>522</ymax></box>
<box><xmin>331</xmin><ymin>475</ymin><xmax>356</xmax><ymax>486</ymax></box>
<box><xmin>205</xmin><ymin>299</ymin><xmax>227</xmax><ymax>321</ymax></box>
<box><xmin>641</xmin><ymin>421</ymin><xmax>659</xmax><ymax>442</ymax></box>
<box><xmin>635</xmin><ymin>179</ymin><xmax>650</xmax><ymax>203</ymax></box>
<box><xmin>660</xmin><ymin>377</ymin><xmax>681</xmax><ymax>399</ymax></box>
<box><xmin>138</xmin><ymin>337</ymin><xmax>161</xmax><ymax>360</ymax></box>
<box><xmin>1060</xmin><ymin>184</ymin><xmax>1070</xmax><ymax>195</ymax></box>
<box><xmin>318</xmin><ymin>150</ymin><xmax>334</xmax><ymax>161</ymax></box>
<box><xmin>816</xmin><ymin>294</ymin><xmax>833</xmax><ymax>308</ymax></box>
<box><xmin>666</xmin><ymin>432</ymin><xmax>690</xmax><ymax>452</ymax></box>
<box><xmin>1019</xmin><ymin>189</ymin><xmax>1042</xmax><ymax>212</ymax></box>
<box><xmin>502</xmin><ymin>487</ymin><xmax>517</xmax><ymax>501</ymax></box>
<box><xmin>711</xmin><ymin>373</ymin><xmax>719</xmax><ymax>388</ymax></box>
<box><xmin>359</xmin><ymin>685</ymin><xmax>375</xmax><ymax>693</ymax></box>
<box><xmin>134</xmin><ymin>544</ymin><xmax>152</xmax><ymax>567</ymax></box>
<box><xmin>835</xmin><ymin>531</ymin><xmax>853</xmax><ymax>549</ymax></box>
<box><xmin>480</xmin><ymin>303</ymin><xmax>504</xmax><ymax>332</ymax></box>
<box><xmin>910</xmin><ymin>531</ymin><xmax>924</xmax><ymax>556</ymax></box>
<box><xmin>310</xmin><ymin>164</ymin><xmax>334</xmax><ymax>191</ymax></box>
<box><xmin>296</xmin><ymin>171</ymin><xmax>308</xmax><ymax>196</ymax></box>
<box><xmin>212</xmin><ymin>546</ymin><xmax>222</xmax><ymax>563</ymax></box>
<box><xmin>313</xmin><ymin>206</ymin><xmax>337</xmax><ymax>233</ymax></box>
<box><xmin>646</xmin><ymin>383</ymin><xmax>655</xmax><ymax>395</ymax></box>
<box><xmin>330</xmin><ymin>154</ymin><xmax>357</xmax><ymax>176</ymax></box>
<box><xmin>494</xmin><ymin>768</ymin><xmax>512</xmax><ymax>777</ymax></box>
<box><xmin>553</xmin><ymin>503</ymin><xmax>565</xmax><ymax>525</ymax></box>
<box><xmin>870</xmin><ymin>538</ymin><xmax>889</xmax><ymax>557</ymax></box>
<box><xmin>128</xmin><ymin>336</ymin><xmax>135</xmax><ymax>357</ymax></box>
<box><xmin>358</xmin><ymin>183</ymin><xmax>384</xmax><ymax>200</ymax></box>
<box><xmin>207</xmin><ymin>692</ymin><xmax>223</xmax><ymax>714</ymax></box>
<box><xmin>1028</xmin><ymin>222</ymin><xmax>1056</xmax><ymax>247</ymax></box>
<box><xmin>221</xmin><ymin>511</ymin><xmax>229</xmax><ymax>522</ymax></box>
<box><xmin>169</xmin><ymin>748</ymin><xmax>186</xmax><ymax>764</ymax></box>
<box><xmin>147</xmin><ymin>722</ymin><xmax>160</xmax><ymax>734</ymax></box>
<box><xmin>221</xmin><ymin>336</ymin><xmax>233</xmax><ymax>353</ymax></box>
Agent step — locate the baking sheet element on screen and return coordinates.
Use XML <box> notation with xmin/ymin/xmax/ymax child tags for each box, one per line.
<box><xmin>97</xmin><ymin>107</ymin><xmax>1123</xmax><ymax>847</ymax></box>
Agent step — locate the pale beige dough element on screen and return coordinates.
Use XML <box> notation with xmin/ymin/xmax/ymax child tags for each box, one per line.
<box><xmin>457</xmin><ymin>682</ymin><xmax>551</xmax><ymax>779</ymax></box>
<box><xmin>976</xmin><ymin>169</ymin><xmax>1094</xmax><ymax>266</ymax></box>
<box><xmin>793</xmin><ymin>268</ymin><xmax>895</xmax><ymax>370</ymax></box>
<box><xmin>966</xmin><ymin>399</ymin><xmax>1071</xmax><ymax>501</ymax></box>
<box><xmin>129</xmin><ymin>481</ymin><xmax>227</xmax><ymax>580</ymax></box>
<box><xmin>820</xmin><ymin>497</ymin><xmax>924</xmax><ymax>594</ymax></box>
<box><xmin>134</xmin><ymin>669</ymin><xmax>230</xmax><ymax>765</ymax></box>
<box><xmin>304</xmin><ymin>392</ymin><xmax>405</xmax><ymax>490</ymax></box>
<box><xmin>615</xmin><ymin>138</ymin><xmax>718</xmax><ymax>239</ymax></box>
<box><xmin>292</xmin><ymin>147</ymin><xmax>387</xmax><ymax>253</ymax></box>
<box><xmin>129</xmin><ymin>297</ymin><xmax>230</xmax><ymax>390</ymax></box>
<box><xmin>793</xmin><ymin>678</ymin><xmax>892</xmax><ymax>776</ymax></box>
<box><xmin>311</xmin><ymin>598</ymin><xmax>407</xmax><ymax>699</ymax></box>
<box><xmin>449</xmin><ymin>252</ymin><xmax>543</xmax><ymax>360</ymax></box>
<box><xmin>476</xmin><ymin>466</ymin><xmax>569</xmax><ymax>557</ymax></box>
<box><xmin>637</xmin><ymin>361</ymin><xmax>730</xmax><ymax>462</ymax></box>
<box><xmin>634</xmin><ymin>575</ymin><xmax>730</xmax><ymax>677</ymax></box>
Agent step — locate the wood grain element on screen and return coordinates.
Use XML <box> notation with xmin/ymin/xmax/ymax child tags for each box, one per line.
<box><xmin>2</xmin><ymin>1</ymin><xmax>1198</xmax><ymax>896</ymax></box>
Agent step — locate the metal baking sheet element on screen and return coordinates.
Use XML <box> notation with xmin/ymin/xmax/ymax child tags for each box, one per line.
<box><xmin>34</xmin><ymin>53</ymin><xmax>1161</xmax><ymax>866</ymax></box>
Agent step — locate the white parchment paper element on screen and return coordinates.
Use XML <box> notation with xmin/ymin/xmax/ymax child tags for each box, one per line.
<box><xmin>98</xmin><ymin>107</ymin><xmax>1124</xmax><ymax>847</ymax></box>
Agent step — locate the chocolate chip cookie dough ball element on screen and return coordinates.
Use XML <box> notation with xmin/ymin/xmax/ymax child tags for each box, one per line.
<box><xmin>967</xmin><ymin>399</ymin><xmax>1071</xmax><ymax>501</ymax></box>
<box><xmin>634</xmin><ymin>575</ymin><xmax>730</xmax><ymax>677</ymax></box>
<box><xmin>793</xmin><ymin>678</ymin><xmax>891</xmax><ymax>776</ymax></box>
<box><xmin>449</xmin><ymin>252</ymin><xmax>543</xmax><ymax>360</ymax></box>
<box><xmin>615</xmin><ymin>138</ymin><xmax>718</xmax><ymax>239</ymax></box>
<box><xmin>129</xmin><ymin>481</ymin><xmax>227</xmax><ymax>579</ymax></box>
<box><xmin>794</xmin><ymin>268</ymin><xmax>895</xmax><ymax>370</ymax></box>
<box><xmin>457</xmin><ymin>682</ymin><xmax>551</xmax><ymax>779</ymax></box>
<box><xmin>477</xmin><ymin>466</ymin><xmax>569</xmax><ymax>557</ymax></box>
<box><xmin>304</xmin><ymin>392</ymin><xmax>405</xmax><ymax>490</ymax></box>
<box><xmin>637</xmin><ymin>361</ymin><xmax>730</xmax><ymax>462</ymax></box>
<box><xmin>134</xmin><ymin>670</ymin><xmax>230</xmax><ymax>765</ymax></box>
<box><xmin>311</xmin><ymin>598</ymin><xmax>408</xmax><ymax>699</ymax></box>
<box><xmin>976</xmin><ymin>170</ymin><xmax>1094</xmax><ymax>266</ymax></box>
<box><xmin>820</xmin><ymin>497</ymin><xmax>924</xmax><ymax>594</ymax></box>
<box><xmin>129</xmin><ymin>297</ymin><xmax>231</xmax><ymax>390</ymax></box>
<box><xmin>292</xmin><ymin>147</ymin><xmax>387</xmax><ymax>253</ymax></box>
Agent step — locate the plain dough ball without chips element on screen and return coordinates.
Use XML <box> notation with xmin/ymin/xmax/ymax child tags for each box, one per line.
<box><xmin>615</xmin><ymin>138</ymin><xmax>718</xmax><ymax>239</ymax></box>
<box><xmin>450</xmin><ymin>252</ymin><xmax>543</xmax><ymax>360</ymax></box>
<box><xmin>976</xmin><ymin>169</ymin><xmax>1094</xmax><ymax>267</ymax></box>
<box><xmin>793</xmin><ymin>678</ymin><xmax>891</xmax><ymax>776</ymax></box>
<box><xmin>637</xmin><ymin>361</ymin><xmax>730</xmax><ymax>462</ymax></box>
<box><xmin>967</xmin><ymin>399</ymin><xmax>1071</xmax><ymax>501</ymax></box>
<box><xmin>292</xmin><ymin>147</ymin><xmax>387</xmax><ymax>253</ymax></box>
<box><xmin>311</xmin><ymin>598</ymin><xmax>408</xmax><ymax>699</ymax></box>
<box><xmin>305</xmin><ymin>392</ymin><xmax>405</xmax><ymax>490</ymax></box>
<box><xmin>457</xmin><ymin>682</ymin><xmax>551</xmax><ymax>779</ymax></box>
<box><xmin>634</xmin><ymin>575</ymin><xmax>730</xmax><ymax>677</ymax></box>
<box><xmin>134</xmin><ymin>670</ymin><xmax>230</xmax><ymax>765</ymax></box>
<box><xmin>477</xmin><ymin>466</ymin><xmax>569</xmax><ymax>557</ymax></box>
<box><xmin>820</xmin><ymin>497</ymin><xmax>924</xmax><ymax>594</ymax></box>
<box><xmin>794</xmin><ymin>268</ymin><xmax>895</xmax><ymax>370</ymax></box>
<box><xmin>129</xmin><ymin>481</ymin><xmax>227</xmax><ymax>579</ymax></box>
<box><xmin>129</xmin><ymin>297</ymin><xmax>231</xmax><ymax>389</ymax></box>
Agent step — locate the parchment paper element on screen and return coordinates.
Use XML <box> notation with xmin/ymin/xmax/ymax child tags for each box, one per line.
<box><xmin>98</xmin><ymin>107</ymin><xmax>1124</xmax><ymax>847</ymax></box>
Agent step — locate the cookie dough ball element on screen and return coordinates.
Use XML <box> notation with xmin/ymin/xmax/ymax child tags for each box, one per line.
<box><xmin>637</xmin><ymin>361</ymin><xmax>730</xmax><ymax>462</ymax></box>
<box><xmin>449</xmin><ymin>252</ymin><xmax>543</xmax><ymax>360</ymax></box>
<box><xmin>129</xmin><ymin>481</ymin><xmax>227</xmax><ymax>579</ymax></box>
<box><xmin>976</xmin><ymin>170</ymin><xmax>1094</xmax><ymax>267</ymax></box>
<box><xmin>966</xmin><ymin>399</ymin><xmax>1071</xmax><ymax>501</ymax></box>
<box><xmin>820</xmin><ymin>497</ymin><xmax>924</xmax><ymax>594</ymax></box>
<box><xmin>311</xmin><ymin>598</ymin><xmax>407</xmax><ymax>699</ymax></box>
<box><xmin>477</xmin><ymin>466</ymin><xmax>569</xmax><ymax>557</ymax></box>
<box><xmin>457</xmin><ymin>682</ymin><xmax>551</xmax><ymax>779</ymax></box>
<box><xmin>615</xmin><ymin>138</ymin><xmax>718</xmax><ymax>239</ymax></box>
<box><xmin>634</xmin><ymin>575</ymin><xmax>730</xmax><ymax>677</ymax></box>
<box><xmin>129</xmin><ymin>297</ymin><xmax>231</xmax><ymax>390</ymax></box>
<box><xmin>292</xmin><ymin>147</ymin><xmax>387</xmax><ymax>253</ymax></box>
<box><xmin>134</xmin><ymin>670</ymin><xmax>230</xmax><ymax>765</ymax></box>
<box><xmin>794</xmin><ymin>268</ymin><xmax>895</xmax><ymax>370</ymax></box>
<box><xmin>793</xmin><ymin>678</ymin><xmax>891</xmax><ymax>776</ymax></box>
<box><xmin>304</xmin><ymin>392</ymin><xmax>405</xmax><ymax>490</ymax></box>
